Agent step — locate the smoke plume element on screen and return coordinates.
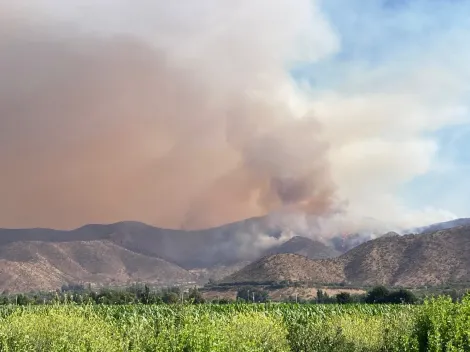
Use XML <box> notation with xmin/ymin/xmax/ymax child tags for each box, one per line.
<box><xmin>0</xmin><ymin>0</ymin><xmax>468</xmax><ymax>236</ymax></box>
<box><xmin>0</xmin><ymin>0</ymin><xmax>339</xmax><ymax>230</ymax></box>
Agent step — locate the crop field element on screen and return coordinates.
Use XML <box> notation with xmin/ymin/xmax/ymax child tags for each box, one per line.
<box><xmin>0</xmin><ymin>296</ymin><xmax>468</xmax><ymax>351</ymax></box>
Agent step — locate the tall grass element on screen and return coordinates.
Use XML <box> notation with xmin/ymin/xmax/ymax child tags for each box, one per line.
<box><xmin>0</xmin><ymin>299</ymin><xmax>468</xmax><ymax>351</ymax></box>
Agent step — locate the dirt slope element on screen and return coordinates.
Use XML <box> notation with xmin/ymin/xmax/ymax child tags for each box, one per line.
<box><xmin>222</xmin><ymin>253</ymin><xmax>344</xmax><ymax>284</ymax></box>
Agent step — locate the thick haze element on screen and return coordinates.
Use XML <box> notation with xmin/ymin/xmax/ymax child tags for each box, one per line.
<box><xmin>1</xmin><ymin>0</ymin><xmax>469</xmax><ymax>235</ymax></box>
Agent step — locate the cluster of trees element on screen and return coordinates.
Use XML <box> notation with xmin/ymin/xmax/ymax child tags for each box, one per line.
<box><xmin>268</xmin><ymin>286</ymin><xmax>417</xmax><ymax>304</ymax></box>
<box><xmin>364</xmin><ymin>286</ymin><xmax>417</xmax><ymax>304</ymax></box>
<box><xmin>236</xmin><ymin>287</ymin><xmax>270</xmax><ymax>303</ymax></box>
<box><xmin>316</xmin><ymin>286</ymin><xmax>417</xmax><ymax>304</ymax></box>
<box><xmin>233</xmin><ymin>285</ymin><xmax>417</xmax><ymax>305</ymax></box>
<box><xmin>0</xmin><ymin>284</ymin><xmax>205</xmax><ymax>305</ymax></box>
<box><xmin>0</xmin><ymin>283</ymin><xmax>423</xmax><ymax>306</ymax></box>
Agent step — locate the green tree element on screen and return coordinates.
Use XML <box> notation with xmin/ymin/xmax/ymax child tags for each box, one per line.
<box><xmin>237</xmin><ymin>287</ymin><xmax>269</xmax><ymax>303</ymax></box>
<box><xmin>15</xmin><ymin>294</ymin><xmax>32</xmax><ymax>306</ymax></box>
<box><xmin>140</xmin><ymin>284</ymin><xmax>151</xmax><ymax>304</ymax></box>
<box><xmin>317</xmin><ymin>289</ymin><xmax>331</xmax><ymax>303</ymax></box>
<box><xmin>188</xmin><ymin>287</ymin><xmax>205</xmax><ymax>304</ymax></box>
<box><xmin>162</xmin><ymin>292</ymin><xmax>179</xmax><ymax>304</ymax></box>
<box><xmin>365</xmin><ymin>286</ymin><xmax>390</xmax><ymax>304</ymax></box>
<box><xmin>216</xmin><ymin>298</ymin><xmax>233</xmax><ymax>304</ymax></box>
<box><xmin>336</xmin><ymin>292</ymin><xmax>353</xmax><ymax>304</ymax></box>
<box><xmin>0</xmin><ymin>294</ymin><xmax>9</xmax><ymax>305</ymax></box>
<box><xmin>387</xmin><ymin>289</ymin><xmax>417</xmax><ymax>304</ymax></box>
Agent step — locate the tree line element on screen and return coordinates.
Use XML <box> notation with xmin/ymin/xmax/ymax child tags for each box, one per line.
<box><xmin>0</xmin><ymin>284</ymin><xmax>205</xmax><ymax>305</ymax></box>
<box><xmin>1</xmin><ymin>283</ymin><xmax>462</xmax><ymax>305</ymax></box>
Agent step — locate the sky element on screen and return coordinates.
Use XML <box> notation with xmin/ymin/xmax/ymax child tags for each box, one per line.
<box><xmin>297</xmin><ymin>0</ymin><xmax>470</xmax><ymax>221</ymax></box>
<box><xmin>0</xmin><ymin>0</ymin><xmax>470</xmax><ymax>233</ymax></box>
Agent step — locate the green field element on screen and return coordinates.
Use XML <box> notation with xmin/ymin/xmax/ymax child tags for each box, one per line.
<box><xmin>0</xmin><ymin>296</ymin><xmax>469</xmax><ymax>351</ymax></box>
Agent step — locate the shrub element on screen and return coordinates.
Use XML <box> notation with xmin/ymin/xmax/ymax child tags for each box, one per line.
<box><xmin>413</xmin><ymin>295</ymin><xmax>470</xmax><ymax>351</ymax></box>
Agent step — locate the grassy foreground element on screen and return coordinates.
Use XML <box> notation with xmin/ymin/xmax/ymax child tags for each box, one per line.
<box><xmin>0</xmin><ymin>296</ymin><xmax>469</xmax><ymax>351</ymax></box>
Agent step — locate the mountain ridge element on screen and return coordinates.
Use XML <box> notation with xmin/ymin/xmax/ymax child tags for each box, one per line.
<box><xmin>0</xmin><ymin>217</ymin><xmax>336</xmax><ymax>269</ymax></box>
<box><xmin>1</xmin><ymin>217</ymin><xmax>468</xmax><ymax>292</ymax></box>
<box><xmin>222</xmin><ymin>224</ymin><xmax>470</xmax><ymax>287</ymax></box>
<box><xmin>0</xmin><ymin>217</ymin><xmax>342</xmax><ymax>291</ymax></box>
<box><xmin>0</xmin><ymin>240</ymin><xmax>197</xmax><ymax>292</ymax></box>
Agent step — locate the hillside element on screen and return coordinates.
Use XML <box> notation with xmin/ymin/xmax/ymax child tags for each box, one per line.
<box><xmin>189</xmin><ymin>262</ymin><xmax>252</xmax><ymax>282</ymax></box>
<box><xmin>0</xmin><ymin>218</ymin><xmax>339</xmax><ymax>270</ymax></box>
<box><xmin>0</xmin><ymin>218</ymin><xmax>345</xmax><ymax>291</ymax></box>
<box><xmin>2</xmin><ymin>217</ymin><xmax>468</xmax><ymax>291</ymax></box>
<box><xmin>266</xmin><ymin>236</ymin><xmax>340</xmax><ymax>259</ymax></box>
<box><xmin>340</xmin><ymin>225</ymin><xmax>470</xmax><ymax>287</ymax></box>
<box><xmin>222</xmin><ymin>253</ymin><xmax>344</xmax><ymax>284</ymax></box>
<box><xmin>412</xmin><ymin>218</ymin><xmax>470</xmax><ymax>234</ymax></box>
<box><xmin>0</xmin><ymin>240</ymin><xmax>196</xmax><ymax>292</ymax></box>
<box><xmin>222</xmin><ymin>225</ymin><xmax>470</xmax><ymax>287</ymax></box>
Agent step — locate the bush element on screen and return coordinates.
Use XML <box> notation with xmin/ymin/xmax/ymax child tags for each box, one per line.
<box><xmin>365</xmin><ymin>286</ymin><xmax>417</xmax><ymax>304</ymax></box>
<box><xmin>188</xmin><ymin>287</ymin><xmax>205</xmax><ymax>304</ymax></box>
<box><xmin>413</xmin><ymin>295</ymin><xmax>470</xmax><ymax>351</ymax></box>
<box><xmin>236</xmin><ymin>287</ymin><xmax>269</xmax><ymax>303</ymax></box>
<box><xmin>387</xmin><ymin>289</ymin><xmax>417</xmax><ymax>304</ymax></box>
<box><xmin>365</xmin><ymin>286</ymin><xmax>390</xmax><ymax>304</ymax></box>
<box><xmin>336</xmin><ymin>292</ymin><xmax>353</xmax><ymax>304</ymax></box>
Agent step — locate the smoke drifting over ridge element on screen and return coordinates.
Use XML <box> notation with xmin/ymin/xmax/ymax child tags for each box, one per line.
<box><xmin>1</xmin><ymin>0</ymin><xmax>468</xmax><ymax>235</ymax></box>
<box><xmin>0</xmin><ymin>0</ymin><xmax>338</xmax><ymax>230</ymax></box>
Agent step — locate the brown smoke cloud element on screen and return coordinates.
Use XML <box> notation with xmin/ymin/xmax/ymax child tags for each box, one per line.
<box><xmin>2</xmin><ymin>0</ymin><xmax>466</xmax><ymax>235</ymax></box>
<box><xmin>0</xmin><ymin>1</ymin><xmax>338</xmax><ymax>229</ymax></box>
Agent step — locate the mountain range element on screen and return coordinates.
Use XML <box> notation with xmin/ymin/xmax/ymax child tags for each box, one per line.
<box><xmin>0</xmin><ymin>217</ymin><xmax>341</xmax><ymax>292</ymax></box>
<box><xmin>223</xmin><ymin>224</ymin><xmax>470</xmax><ymax>287</ymax></box>
<box><xmin>0</xmin><ymin>217</ymin><xmax>468</xmax><ymax>292</ymax></box>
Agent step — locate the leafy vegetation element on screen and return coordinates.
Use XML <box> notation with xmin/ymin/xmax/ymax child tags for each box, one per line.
<box><xmin>0</xmin><ymin>283</ymin><xmax>427</xmax><ymax>309</ymax></box>
<box><xmin>236</xmin><ymin>286</ymin><xmax>270</xmax><ymax>303</ymax></box>
<box><xmin>365</xmin><ymin>286</ymin><xmax>417</xmax><ymax>304</ymax></box>
<box><xmin>0</xmin><ymin>295</ymin><xmax>468</xmax><ymax>351</ymax></box>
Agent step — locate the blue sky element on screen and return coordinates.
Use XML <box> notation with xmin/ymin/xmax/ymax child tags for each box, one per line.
<box><xmin>290</xmin><ymin>0</ymin><xmax>470</xmax><ymax>219</ymax></box>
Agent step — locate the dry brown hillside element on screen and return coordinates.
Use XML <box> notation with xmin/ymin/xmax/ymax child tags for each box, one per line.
<box><xmin>0</xmin><ymin>218</ymin><xmax>339</xmax><ymax>270</ymax></box>
<box><xmin>0</xmin><ymin>219</ymin><xmax>343</xmax><ymax>292</ymax></box>
<box><xmin>339</xmin><ymin>226</ymin><xmax>470</xmax><ymax>287</ymax></box>
<box><xmin>222</xmin><ymin>226</ymin><xmax>470</xmax><ymax>287</ymax></box>
<box><xmin>0</xmin><ymin>240</ymin><xmax>196</xmax><ymax>292</ymax></box>
<box><xmin>2</xmin><ymin>219</ymin><xmax>468</xmax><ymax>292</ymax></box>
<box><xmin>191</xmin><ymin>237</ymin><xmax>341</xmax><ymax>282</ymax></box>
<box><xmin>221</xmin><ymin>253</ymin><xmax>344</xmax><ymax>284</ymax></box>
